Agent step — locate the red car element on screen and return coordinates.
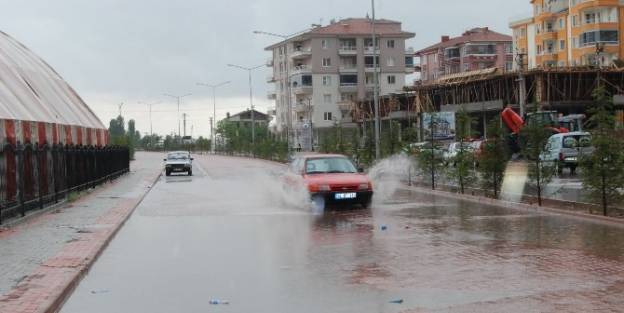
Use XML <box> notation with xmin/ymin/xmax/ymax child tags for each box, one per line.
<box><xmin>287</xmin><ymin>153</ymin><xmax>373</xmax><ymax>209</ymax></box>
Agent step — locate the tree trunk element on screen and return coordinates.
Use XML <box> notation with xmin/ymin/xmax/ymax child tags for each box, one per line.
<box><xmin>602</xmin><ymin>168</ymin><xmax>608</xmax><ymax>216</ymax></box>
<box><xmin>536</xmin><ymin>159</ymin><xmax>542</xmax><ymax>206</ymax></box>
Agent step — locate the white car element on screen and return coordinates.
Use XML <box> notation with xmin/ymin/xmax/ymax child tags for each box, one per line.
<box><xmin>540</xmin><ymin>132</ymin><xmax>593</xmax><ymax>175</ymax></box>
<box><xmin>443</xmin><ymin>142</ymin><xmax>475</xmax><ymax>166</ymax></box>
<box><xmin>164</xmin><ymin>151</ymin><xmax>194</xmax><ymax>176</ymax></box>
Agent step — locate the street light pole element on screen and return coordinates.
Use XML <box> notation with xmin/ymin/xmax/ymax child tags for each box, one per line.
<box><xmin>197</xmin><ymin>81</ymin><xmax>230</xmax><ymax>153</ymax></box>
<box><xmin>227</xmin><ymin>63</ymin><xmax>264</xmax><ymax>150</ymax></box>
<box><xmin>163</xmin><ymin>93</ymin><xmax>192</xmax><ymax>143</ymax></box>
<box><xmin>138</xmin><ymin>101</ymin><xmax>162</xmax><ymax>149</ymax></box>
<box><xmin>371</xmin><ymin>0</ymin><xmax>381</xmax><ymax>161</ymax></box>
<box><xmin>254</xmin><ymin>28</ymin><xmax>314</xmax><ymax>152</ymax></box>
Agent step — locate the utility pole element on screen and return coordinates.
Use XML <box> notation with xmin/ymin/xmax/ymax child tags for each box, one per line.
<box><xmin>371</xmin><ymin>0</ymin><xmax>381</xmax><ymax>160</ymax></box>
<box><xmin>227</xmin><ymin>63</ymin><xmax>264</xmax><ymax>152</ymax></box>
<box><xmin>516</xmin><ymin>50</ymin><xmax>527</xmax><ymax>117</ymax></box>
<box><xmin>183</xmin><ymin>113</ymin><xmax>187</xmax><ymax>137</ymax></box>
<box><xmin>163</xmin><ymin>93</ymin><xmax>192</xmax><ymax>143</ymax></box>
<box><xmin>209</xmin><ymin>117</ymin><xmax>214</xmax><ymax>152</ymax></box>
<box><xmin>138</xmin><ymin>101</ymin><xmax>162</xmax><ymax>149</ymax></box>
<box><xmin>197</xmin><ymin>81</ymin><xmax>230</xmax><ymax>153</ymax></box>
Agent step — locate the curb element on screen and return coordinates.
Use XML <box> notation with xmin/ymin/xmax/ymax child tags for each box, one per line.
<box><xmin>42</xmin><ymin>171</ymin><xmax>162</xmax><ymax>313</ymax></box>
<box><xmin>403</xmin><ymin>185</ymin><xmax>624</xmax><ymax>228</ymax></box>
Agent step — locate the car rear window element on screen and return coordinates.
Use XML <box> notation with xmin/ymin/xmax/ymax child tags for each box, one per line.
<box><xmin>562</xmin><ymin>135</ymin><xmax>591</xmax><ymax>149</ymax></box>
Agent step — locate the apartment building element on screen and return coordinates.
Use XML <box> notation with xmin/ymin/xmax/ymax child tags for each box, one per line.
<box><xmin>415</xmin><ymin>27</ymin><xmax>513</xmax><ymax>84</ymax></box>
<box><xmin>511</xmin><ymin>0</ymin><xmax>624</xmax><ymax>70</ymax></box>
<box><xmin>264</xmin><ymin>18</ymin><xmax>415</xmax><ymax>144</ymax></box>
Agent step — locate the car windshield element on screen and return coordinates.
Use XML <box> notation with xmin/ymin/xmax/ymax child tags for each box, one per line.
<box><xmin>167</xmin><ymin>153</ymin><xmax>189</xmax><ymax>160</ymax></box>
<box><xmin>305</xmin><ymin>157</ymin><xmax>357</xmax><ymax>174</ymax></box>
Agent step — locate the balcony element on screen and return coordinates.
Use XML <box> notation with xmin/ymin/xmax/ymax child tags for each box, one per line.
<box><xmin>405</xmin><ymin>47</ymin><xmax>415</xmax><ymax>55</ymax></box>
<box><xmin>364</xmin><ymin>63</ymin><xmax>379</xmax><ymax>72</ymax></box>
<box><xmin>339</xmin><ymin>65</ymin><xmax>358</xmax><ymax>73</ymax></box>
<box><xmin>364</xmin><ymin>46</ymin><xmax>380</xmax><ymax>55</ymax></box>
<box><xmin>267</xmin><ymin>75</ymin><xmax>276</xmax><ymax>83</ymax></box>
<box><xmin>338</xmin><ymin>83</ymin><xmax>358</xmax><ymax>92</ymax></box>
<box><xmin>266</xmin><ymin>58</ymin><xmax>274</xmax><ymax>67</ymax></box>
<box><xmin>267</xmin><ymin>90</ymin><xmax>277</xmax><ymax>100</ymax></box>
<box><xmin>338</xmin><ymin>46</ymin><xmax>357</xmax><ymax>55</ymax></box>
<box><xmin>291</xmin><ymin>47</ymin><xmax>312</xmax><ymax>59</ymax></box>
<box><xmin>292</xmin><ymin>84</ymin><xmax>313</xmax><ymax>95</ymax></box>
<box><xmin>337</xmin><ymin>101</ymin><xmax>354</xmax><ymax>112</ymax></box>
<box><xmin>405</xmin><ymin>66</ymin><xmax>415</xmax><ymax>74</ymax></box>
<box><xmin>294</xmin><ymin>102</ymin><xmax>312</xmax><ymax>113</ymax></box>
<box><xmin>292</xmin><ymin>64</ymin><xmax>311</xmax><ymax>75</ymax></box>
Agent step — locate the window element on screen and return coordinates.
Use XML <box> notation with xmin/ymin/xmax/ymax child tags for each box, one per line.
<box><xmin>560</xmin><ymin>40</ymin><xmax>565</xmax><ymax>50</ymax></box>
<box><xmin>340</xmin><ymin>74</ymin><xmax>357</xmax><ymax>85</ymax></box>
<box><xmin>323</xmin><ymin>94</ymin><xmax>332</xmax><ymax>104</ymax></box>
<box><xmin>421</xmin><ymin>56</ymin><xmax>428</xmax><ymax>65</ymax></box>
<box><xmin>386</xmin><ymin>57</ymin><xmax>395</xmax><ymax>67</ymax></box>
<box><xmin>573</xmin><ymin>15</ymin><xmax>578</xmax><ymax>27</ymax></box>
<box><xmin>506</xmin><ymin>61</ymin><xmax>513</xmax><ymax>71</ymax></box>
<box><xmin>322</xmin><ymin>58</ymin><xmax>331</xmax><ymax>67</ymax></box>
<box><xmin>386</xmin><ymin>40</ymin><xmax>395</xmax><ymax>48</ymax></box>
<box><xmin>321</xmin><ymin>39</ymin><xmax>329</xmax><ymax>49</ymax></box>
<box><xmin>505</xmin><ymin>44</ymin><xmax>513</xmax><ymax>54</ymax></box>
<box><xmin>387</xmin><ymin>75</ymin><xmax>396</xmax><ymax>84</ymax></box>
<box><xmin>341</xmin><ymin>93</ymin><xmax>355</xmax><ymax>102</ymax></box>
<box><xmin>580</xmin><ymin>30</ymin><xmax>619</xmax><ymax>46</ymax></box>
<box><xmin>559</xmin><ymin>18</ymin><xmax>564</xmax><ymax>29</ymax></box>
<box><xmin>323</xmin><ymin>112</ymin><xmax>333</xmax><ymax>121</ymax></box>
<box><xmin>322</xmin><ymin>76</ymin><xmax>332</xmax><ymax>86</ymax></box>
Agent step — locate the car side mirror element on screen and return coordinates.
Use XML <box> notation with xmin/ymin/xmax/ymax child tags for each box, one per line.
<box><xmin>191</xmin><ymin>158</ymin><xmax>194</xmax><ymax>161</ymax></box>
<box><xmin>358</xmin><ymin>167</ymin><xmax>365</xmax><ymax>173</ymax></box>
<box><xmin>163</xmin><ymin>158</ymin><xmax>167</xmax><ymax>161</ymax></box>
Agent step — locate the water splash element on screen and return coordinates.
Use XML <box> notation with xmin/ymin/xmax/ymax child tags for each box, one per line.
<box><xmin>500</xmin><ymin>161</ymin><xmax>528</xmax><ymax>203</ymax></box>
<box><xmin>367</xmin><ymin>154</ymin><xmax>415</xmax><ymax>204</ymax></box>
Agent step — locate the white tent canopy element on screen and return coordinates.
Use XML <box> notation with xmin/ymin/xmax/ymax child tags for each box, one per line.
<box><xmin>0</xmin><ymin>31</ymin><xmax>105</xmax><ymax>130</ymax></box>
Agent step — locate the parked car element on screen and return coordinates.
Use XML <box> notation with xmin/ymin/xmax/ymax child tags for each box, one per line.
<box><xmin>540</xmin><ymin>132</ymin><xmax>593</xmax><ymax>175</ymax></box>
<box><xmin>164</xmin><ymin>151</ymin><xmax>193</xmax><ymax>176</ymax></box>
<box><xmin>403</xmin><ymin>142</ymin><xmax>446</xmax><ymax>159</ymax></box>
<box><xmin>286</xmin><ymin>153</ymin><xmax>373</xmax><ymax>209</ymax></box>
<box><xmin>443</xmin><ymin>142</ymin><xmax>475</xmax><ymax>166</ymax></box>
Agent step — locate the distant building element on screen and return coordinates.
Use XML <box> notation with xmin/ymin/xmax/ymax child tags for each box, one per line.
<box><xmin>264</xmin><ymin>17</ymin><xmax>415</xmax><ymax>148</ymax></box>
<box><xmin>415</xmin><ymin>27</ymin><xmax>513</xmax><ymax>84</ymax></box>
<box><xmin>510</xmin><ymin>0</ymin><xmax>624</xmax><ymax>70</ymax></box>
<box><xmin>222</xmin><ymin>110</ymin><xmax>270</xmax><ymax>128</ymax></box>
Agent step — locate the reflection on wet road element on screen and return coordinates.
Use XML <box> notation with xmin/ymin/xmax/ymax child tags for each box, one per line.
<box><xmin>60</xmin><ymin>155</ymin><xmax>624</xmax><ymax>312</ymax></box>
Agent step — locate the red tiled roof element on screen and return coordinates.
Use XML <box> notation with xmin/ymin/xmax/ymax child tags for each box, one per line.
<box><xmin>415</xmin><ymin>27</ymin><xmax>511</xmax><ymax>55</ymax></box>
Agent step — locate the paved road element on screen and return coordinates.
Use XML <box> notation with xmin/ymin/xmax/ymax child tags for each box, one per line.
<box><xmin>59</xmin><ymin>155</ymin><xmax>624</xmax><ymax>312</ymax></box>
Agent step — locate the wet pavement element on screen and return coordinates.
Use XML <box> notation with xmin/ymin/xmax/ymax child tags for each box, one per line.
<box><xmin>59</xmin><ymin>155</ymin><xmax>624</xmax><ymax>312</ymax></box>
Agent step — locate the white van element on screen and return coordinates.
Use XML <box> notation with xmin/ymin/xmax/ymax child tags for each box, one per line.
<box><xmin>540</xmin><ymin>132</ymin><xmax>593</xmax><ymax>175</ymax></box>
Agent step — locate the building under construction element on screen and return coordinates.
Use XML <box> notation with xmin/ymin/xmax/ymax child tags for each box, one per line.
<box><xmin>353</xmin><ymin>67</ymin><xmax>624</xmax><ymax>140</ymax></box>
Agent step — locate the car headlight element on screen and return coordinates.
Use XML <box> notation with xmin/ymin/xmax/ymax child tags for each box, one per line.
<box><xmin>359</xmin><ymin>183</ymin><xmax>371</xmax><ymax>191</ymax></box>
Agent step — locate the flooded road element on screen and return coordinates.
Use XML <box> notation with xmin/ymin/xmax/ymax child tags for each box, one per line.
<box><xmin>60</xmin><ymin>155</ymin><xmax>624</xmax><ymax>312</ymax></box>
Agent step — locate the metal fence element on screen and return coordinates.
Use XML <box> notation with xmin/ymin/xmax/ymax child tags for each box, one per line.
<box><xmin>0</xmin><ymin>143</ymin><xmax>130</xmax><ymax>224</ymax></box>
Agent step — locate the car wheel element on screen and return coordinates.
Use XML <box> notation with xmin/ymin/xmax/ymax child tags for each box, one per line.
<box><xmin>188</xmin><ymin>170</ymin><xmax>193</xmax><ymax>176</ymax></box>
<box><xmin>166</xmin><ymin>170</ymin><xmax>171</xmax><ymax>176</ymax></box>
<box><xmin>556</xmin><ymin>162</ymin><xmax>563</xmax><ymax>175</ymax></box>
<box><xmin>569</xmin><ymin>165</ymin><xmax>577</xmax><ymax>176</ymax></box>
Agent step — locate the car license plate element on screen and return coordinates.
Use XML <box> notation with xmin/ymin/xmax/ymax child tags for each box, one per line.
<box><xmin>335</xmin><ymin>192</ymin><xmax>357</xmax><ymax>200</ymax></box>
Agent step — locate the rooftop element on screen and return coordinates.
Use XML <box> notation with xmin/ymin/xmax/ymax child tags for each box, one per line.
<box><xmin>264</xmin><ymin>18</ymin><xmax>415</xmax><ymax>50</ymax></box>
<box><xmin>415</xmin><ymin>27</ymin><xmax>511</xmax><ymax>55</ymax></box>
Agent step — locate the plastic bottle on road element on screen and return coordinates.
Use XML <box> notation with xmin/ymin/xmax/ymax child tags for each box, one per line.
<box><xmin>209</xmin><ymin>299</ymin><xmax>230</xmax><ymax>305</ymax></box>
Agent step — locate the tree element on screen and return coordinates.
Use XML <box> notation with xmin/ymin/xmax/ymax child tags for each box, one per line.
<box><xmin>520</xmin><ymin>104</ymin><xmax>555</xmax><ymax>206</ymax></box>
<box><xmin>580</xmin><ymin>85</ymin><xmax>624</xmax><ymax>216</ymax></box>
<box><xmin>478</xmin><ymin>117</ymin><xmax>510</xmax><ymax>198</ymax></box>
<box><xmin>447</xmin><ymin>108</ymin><xmax>477</xmax><ymax>194</ymax></box>
<box><xmin>108</xmin><ymin>115</ymin><xmax>126</xmax><ymax>143</ymax></box>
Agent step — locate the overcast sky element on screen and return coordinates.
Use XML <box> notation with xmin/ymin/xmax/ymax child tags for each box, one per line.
<box><xmin>0</xmin><ymin>0</ymin><xmax>529</xmax><ymax>137</ymax></box>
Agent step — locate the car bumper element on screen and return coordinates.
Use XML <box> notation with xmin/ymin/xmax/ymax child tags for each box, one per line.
<box><xmin>166</xmin><ymin>165</ymin><xmax>191</xmax><ymax>172</ymax></box>
<box><xmin>311</xmin><ymin>191</ymin><xmax>373</xmax><ymax>206</ymax></box>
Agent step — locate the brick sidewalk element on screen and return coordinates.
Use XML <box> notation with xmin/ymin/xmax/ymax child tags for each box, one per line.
<box><xmin>0</xmin><ymin>152</ymin><xmax>162</xmax><ymax>313</ymax></box>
